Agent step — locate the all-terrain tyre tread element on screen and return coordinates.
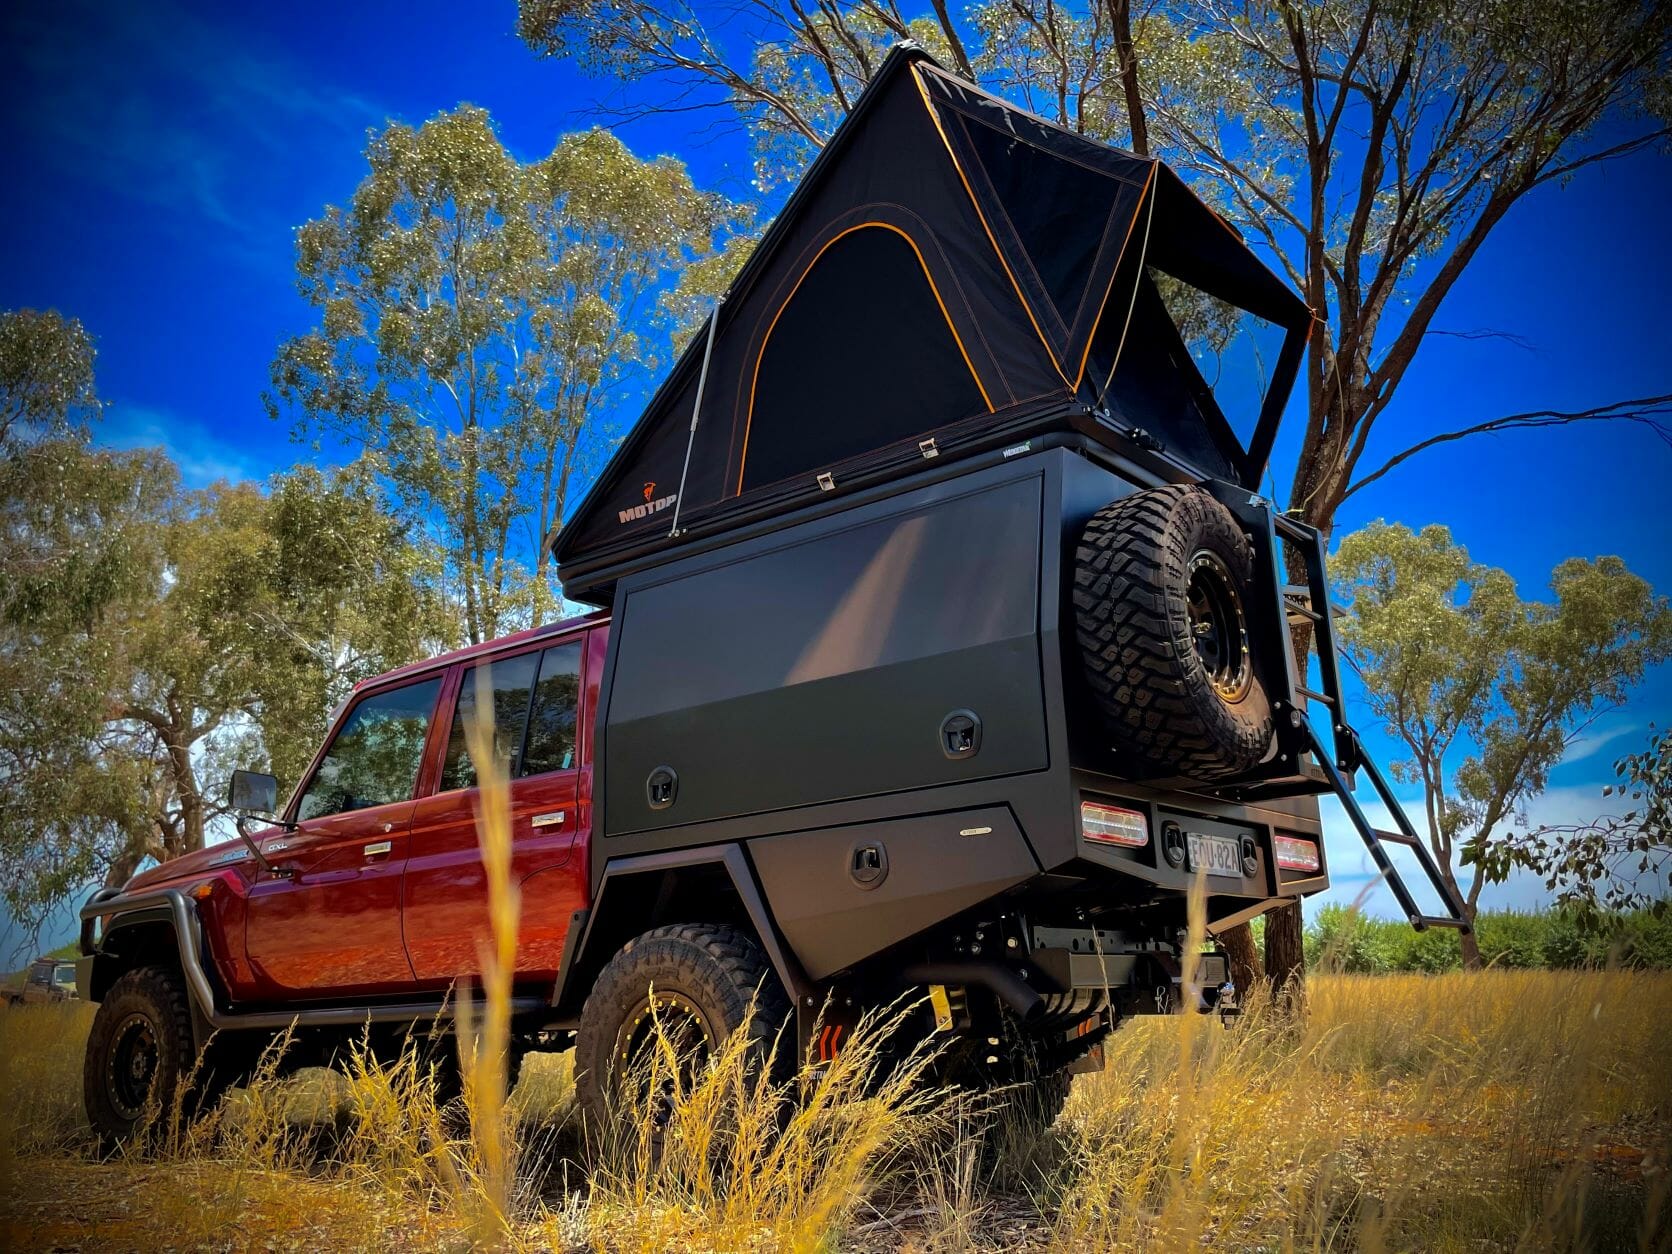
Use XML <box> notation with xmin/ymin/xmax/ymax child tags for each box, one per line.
<box><xmin>574</xmin><ymin>923</ymin><xmax>791</xmax><ymax>1131</ymax></box>
<box><xmin>1074</xmin><ymin>485</ymin><xmax>1272</xmax><ymax>779</ymax></box>
<box><xmin>83</xmin><ymin>964</ymin><xmax>198</xmax><ymax>1149</ymax></box>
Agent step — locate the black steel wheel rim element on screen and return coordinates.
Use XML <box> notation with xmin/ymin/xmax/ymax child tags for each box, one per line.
<box><xmin>108</xmin><ymin>1012</ymin><xmax>160</xmax><ymax>1119</ymax></box>
<box><xmin>1186</xmin><ymin>550</ymin><xmax>1252</xmax><ymax>702</ymax></box>
<box><xmin>616</xmin><ymin>991</ymin><xmax>713</xmax><ymax>1121</ymax></box>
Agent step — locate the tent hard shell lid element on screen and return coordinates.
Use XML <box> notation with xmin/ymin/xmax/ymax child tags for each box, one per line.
<box><xmin>553</xmin><ymin>44</ymin><xmax>1309</xmax><ymax>605</ymax></box>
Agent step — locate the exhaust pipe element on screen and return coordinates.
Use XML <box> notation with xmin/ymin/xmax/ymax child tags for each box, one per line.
<box><xmin>901</xmin><ymin>961</ymin><xmax>1045</xmax><ymax>1024</ymax></box>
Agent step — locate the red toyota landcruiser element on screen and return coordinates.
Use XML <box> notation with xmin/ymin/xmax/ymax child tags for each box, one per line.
<box><xmin>79</xmin><ymin>616</ymin><xmax>609</xmax><ymax>1141</ymax></box>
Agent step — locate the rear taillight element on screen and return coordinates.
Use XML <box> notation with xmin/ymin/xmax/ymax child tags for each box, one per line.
<box><xmin>1082</xmin><ymin>801</ymin><xmax>1149</xmax><ymax>847</ymax></box>
<box><xmin>1274</xmin><ymin>834</ymin><xmax>1320</xmax><ymax>872</ymax></box>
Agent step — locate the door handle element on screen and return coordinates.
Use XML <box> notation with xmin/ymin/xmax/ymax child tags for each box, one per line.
<box><xmin>530</xmin><ymin>811</ymin><xmax>567</xmax><ymax>829</ymax></box>
<box><xmin>363</xmin><ymin>840</ymin><xmax>392</xmax><ymax>858</ymax></box>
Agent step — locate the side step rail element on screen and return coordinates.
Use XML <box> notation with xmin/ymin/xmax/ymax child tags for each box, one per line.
<box><xmin>1297</xmin><ymin>721</ymin><xmax>1472</xmax><ymax>933</ymax></box>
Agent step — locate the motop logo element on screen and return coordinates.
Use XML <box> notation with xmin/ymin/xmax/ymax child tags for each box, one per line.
<box><xmin>620</xmin><ymin>483</ymin><xmax>677</xmax><ymax>524</ymax></box>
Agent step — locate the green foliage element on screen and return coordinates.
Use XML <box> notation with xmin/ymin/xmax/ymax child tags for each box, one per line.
<box><xmin>1302</xmin><ymin>905</ymin><xmax>1672</xmax><ymax>972</ymax></box>
<box><xmin>1305</xmin><ymin>903</ymin><xmax>1396</xmax><ymax>973</ymax></box>
<box><xmin>268</xmin><ymin>108</ymin><xmax>746</xmax><ymax>642</ymax></box>
<box><xmin>1492</xmin><ymin>727</ymin><xmax>1672</xmax><ymax>925</ymax></box>
<box><xmin>1332</xmin><ymin>522</ymin><xmax>1672</xmax><ymax>964</ymax></box>
<box><xmin>0</xmin><ymin>308</ymin><xmax>100</xmax><ymax>447</ymax></box>
<box><xmin>0</xmin><ymin>332</ymin><xmax>457</xmax><ymax>931</ymax></box>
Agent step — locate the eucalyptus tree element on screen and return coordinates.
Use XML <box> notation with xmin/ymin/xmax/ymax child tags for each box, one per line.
<box><xmin>269</xmin><ymin>108</ymin><xmax>746</xmax><ymax>642</ymax></box>
<box><xmin>0</xmin><ymin>307</ymin><xmax>100</xmax><ymax>446</ymax></box>
<box><xmin>520</xmin><ymin>0</ymin><xmax>1671</xmax><ymax>987</ymax></box>
<box><xmin>1488</xmin><ymin>726</ymin><xmax>1671</xmax><ymax>927</ymax></box>
<box><xmin>1332</xmin><ymin>522</ymin><xmax>1672</xmax><ymax>967</ymax></box>
<box><xmin>0</xmin><ymin>439</ymin><xmax>454</xmax><ymax>936</ymax></box>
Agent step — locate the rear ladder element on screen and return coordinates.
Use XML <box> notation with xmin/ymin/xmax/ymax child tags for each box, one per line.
<box><xmin>1209</xmin><ymin>489</ymin><xmax>1471</xmax><ymax>934</ymax></box>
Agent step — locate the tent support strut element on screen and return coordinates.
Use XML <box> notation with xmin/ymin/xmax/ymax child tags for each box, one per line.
<box><xmin>669</xmin><ymin>293</ymin><xmax>725</xmax><ymax>539</ymax></box>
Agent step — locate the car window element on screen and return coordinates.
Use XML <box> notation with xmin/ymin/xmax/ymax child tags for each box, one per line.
<box><xmin>440</xmin><ymin>651</ymin><xmax>541</xmax><ymax>793</ymax></box>
<box><xmin>523</xmin><ymin>641</ymin><xmax>583</xmax><ymax>777</ymax></box>
<box><xmin>54</xmin><ymin>964</ymin><xmax>75</xmax><ymax>986</ymax></box>
<box><xmin>296</xmin><ymin>677</ymin><xmax>441</xmax><ymax>821</ymax></box>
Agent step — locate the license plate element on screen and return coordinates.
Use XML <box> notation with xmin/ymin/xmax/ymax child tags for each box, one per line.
<box><xmin>1188</xmin><ymin>832</ymin><xmax>1243</xmax><ymax>877</ymax></box>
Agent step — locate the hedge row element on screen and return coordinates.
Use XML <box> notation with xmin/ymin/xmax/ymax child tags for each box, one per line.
<box><xmin>1253</xmin><ymin>905</ymin><xmax>1672</xmax><ymax>973</ymax></box>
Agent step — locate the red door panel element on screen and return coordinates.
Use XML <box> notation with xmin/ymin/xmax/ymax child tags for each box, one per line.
<box><xmin>402</xmin><ymin>632</ymin><xmax>593</xmax><ymax>988</ymax></box>
<box><xmin>244</xmin><ymin>800</ymin><xmax>416</xmax><ymax>997</ymax></box>
<box><xmin>241</xmin><ymin>672</ymin><xmax>444</xmax><ymax>1000</ymax></box>
<box><xmin>404</xmin><ymin>771</ymin><xmax>583</xmax><ymax>983</ymax></box>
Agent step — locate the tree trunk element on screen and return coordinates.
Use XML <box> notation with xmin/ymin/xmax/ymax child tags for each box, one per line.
<box><xmin>1220</xmin><ymin>921</ymin><xmax>1263</xmax><ymax>995</ymax></box>
<box><xmin>1459</xmin><ymin>919</ymin><xmax>1482</xmax><ymax>970</ymax></box>
<box><xmin>1107</xmin><ymin>0</ymin><xmax>1149</xmax><ymax>156</ymax></box>
<box><xmin>104</xmin><ymin>845</ymin><xmax>145</xmax><ymax>889</ymax></box>
<box><xmin>1265</xmin><ymin>901</ymin><xmax>1306</xmax><ymax>997</ymax></box>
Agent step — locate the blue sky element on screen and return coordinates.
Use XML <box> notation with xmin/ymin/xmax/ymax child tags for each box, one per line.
<box><xmin>2</xmin><ymin>1</ymin><xmax>1669</xmax><ymax>954</ymax></box>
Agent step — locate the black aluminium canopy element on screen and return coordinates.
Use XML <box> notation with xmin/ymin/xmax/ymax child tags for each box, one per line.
<box><xmin>554</xmin><ymin>45</ymin><xmax>1309</xmax><ymax>603</ymax></box>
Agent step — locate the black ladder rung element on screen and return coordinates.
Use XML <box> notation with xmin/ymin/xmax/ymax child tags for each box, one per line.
<box><xmin>1282</xmin><ymin>586</ymin><xmax>1347</xmax><ymax>621</ymax></box>
<box><xmin>1292</xmin><ymin>685</ymin><xmax>1336</xmax><ymax>706</ymax></box>
<box><xmin>1271</xmin><ymin>514</ymin><xmax>1314</xmax><ymax>543</ymax></box>
<box><xmin>1375</xmin><ymin>827</ymin><xmax>1421</xmax><ymax>849</ymax></box>
<box><xmin>1412</xmin><ymin>914</ymin><xmax>1470</xmax><ymax>932</ymax></box>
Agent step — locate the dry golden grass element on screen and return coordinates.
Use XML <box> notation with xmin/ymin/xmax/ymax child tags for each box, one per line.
<box><xmin>4</xmin><ymin>731</ymin><xmax>1664</xmax><ymax>1251</ymax></box>
<box><xmin>1</xmin><ymin>966</ymin><xmax>1667</xmax><ymax>1251</ymax></box>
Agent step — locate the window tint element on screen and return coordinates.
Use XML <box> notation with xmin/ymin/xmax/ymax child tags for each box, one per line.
<box><xmin>523</xmin><ymin>642</ymin><xmax>583</xmax><ymax>777</ymax></box>
<box><xmin>440</xmin><ymin>651</ymin><xmax>541</xmax><ymax>793</ymax></box>
<box><xmin>297</xmin><ymin>677</ymin><xmax>440</xmax><ymax>821</ymax></box>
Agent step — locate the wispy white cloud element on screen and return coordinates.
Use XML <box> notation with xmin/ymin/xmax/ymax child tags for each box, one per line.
<box><xmin>1558</xmin><ymin>720</ymin><xmax>1641</xmax><ymax>769</ymax></box>
<box><xmin>103</xmin><ymin>402</ymin><xmax>256</xmax><ymax>487</ymax></box>
<box><xmin>6</xmin><ymin>2</ymin><xmax>386</xmax><ymax>268</ymax></box>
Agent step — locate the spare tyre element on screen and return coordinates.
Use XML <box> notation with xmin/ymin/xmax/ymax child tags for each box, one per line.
<box><xmin>1073</xmin><ymin>484</ymin><xmax>1272</xmax><ymax>779</ymax></box>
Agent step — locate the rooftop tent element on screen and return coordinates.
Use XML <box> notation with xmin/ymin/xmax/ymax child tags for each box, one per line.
<box><xmin>554</xmin><ymin>45</ymin><xmax>1308</xmax><ymax>602</ymax></box>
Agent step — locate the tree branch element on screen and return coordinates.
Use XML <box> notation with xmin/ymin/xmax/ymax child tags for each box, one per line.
<box><xmin>1341</xmin><ymin>393</ymin><xmax>1672</xmax><ymax>504</ymax></box>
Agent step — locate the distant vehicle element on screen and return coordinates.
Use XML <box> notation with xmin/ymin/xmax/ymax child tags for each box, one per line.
<box><xmin>0</xmin><ymin>957</ymin><xmax>79</xmax><ymax>1006</ymax></box>
<box><xmin>74</xmin><ymin>45</ymin><xmax>1468</xmax><ymax>1150</ymax></box>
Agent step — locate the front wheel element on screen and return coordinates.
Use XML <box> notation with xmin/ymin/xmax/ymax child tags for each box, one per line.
<box><xmin>574</xmin><ymin>924</ymin><xmax>790</xmax><ymax>1140</ymax></box>
<box><xmin>83</xmin><ymin>965</ymin><xmax>201</xmax><ymax>1149</ymax></box>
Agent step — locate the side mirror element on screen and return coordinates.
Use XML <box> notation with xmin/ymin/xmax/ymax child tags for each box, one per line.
<box><xmin>229</xmin><ymin>769</ymin><xmax>279</xmax><ymax>815</ymax></box>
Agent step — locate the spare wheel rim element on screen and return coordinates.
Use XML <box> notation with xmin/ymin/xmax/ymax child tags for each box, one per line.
<box><xmin>1185</xmin><ymin>550</ymin><xmax>1253</xmax><ymax>703</ymax></box>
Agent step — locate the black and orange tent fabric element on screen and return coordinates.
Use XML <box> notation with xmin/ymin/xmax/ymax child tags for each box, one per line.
<box><xmin>554</xmin><ymin>45</ymin><xmax>1308</xmax><ymax>602</ymax></box>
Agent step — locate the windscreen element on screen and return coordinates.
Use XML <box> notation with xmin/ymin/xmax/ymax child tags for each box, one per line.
<box><xmin>1148</xmin><ymin>267</ymin><xmax>1288</xmax><ymax>452</ymax></box>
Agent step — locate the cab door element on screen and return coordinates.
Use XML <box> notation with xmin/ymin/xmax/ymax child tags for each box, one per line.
<box><xmin>404</xmin><ymin>635</ymin><xmax>590</xmax><ymax>986</ymax></box>
<box><xmin>243</xmin><ymin>674</ymin><xmax>443</xmax><ymax>998</ymax></box>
